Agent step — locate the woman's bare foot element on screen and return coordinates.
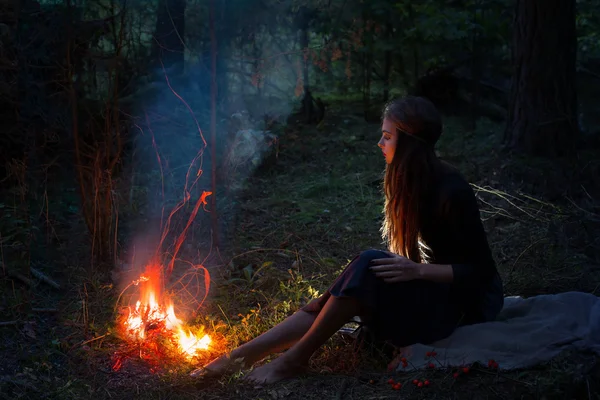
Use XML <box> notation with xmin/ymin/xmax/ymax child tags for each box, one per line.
<box><xmin>190</xmin><ymin>353</ymin><xmax>247</xmax><ymax>379</ymax></box>
<box><xmin>190</xmin><ymin>310</ymin><xmax>316</xmax><ymax>379</ymax></box>
<box><xmin>244</xmin><ymin>355</ymin><xmax>307</xmax><ymax>385</ymax></box>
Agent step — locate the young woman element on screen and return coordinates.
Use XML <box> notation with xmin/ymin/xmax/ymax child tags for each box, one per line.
<box><xmin>194</xmin><ymin>96</ymin><xmax>504</xmax><ymax>384</ymax></box>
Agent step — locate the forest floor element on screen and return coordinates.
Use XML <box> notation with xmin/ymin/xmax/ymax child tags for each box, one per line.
<box><xmin>1</xmin><ymin>99</ymin><xmax>600</xmax><ymax>399</ymax></box>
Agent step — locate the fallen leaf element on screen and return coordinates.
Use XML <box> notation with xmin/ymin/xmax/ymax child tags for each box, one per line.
<box><xmin>23</xmin><ymin>322</ymin><xmax>36</xmax><ymax>339</ymax></box>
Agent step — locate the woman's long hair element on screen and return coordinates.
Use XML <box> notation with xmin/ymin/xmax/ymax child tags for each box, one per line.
<box><xmin>381</xmin><ymin>96</ymin><xmax>443</xmax><ymax>263</ymax></box>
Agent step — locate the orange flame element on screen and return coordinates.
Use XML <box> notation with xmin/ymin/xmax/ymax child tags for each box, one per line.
<box><xmin>122</xmin><ymin>263</ymin><xmax>211</xmax><ymax>359</ymax></box>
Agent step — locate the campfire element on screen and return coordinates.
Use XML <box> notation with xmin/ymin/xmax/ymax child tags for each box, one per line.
<box><xmin>110</xmin><ymin>126</ymin><xmax>217</xmax><ymax>372</ymax></box>
<box><xmin>112</xmin><ymin>261</ymin><xmax>214</xmax><ymax>372</ymax></box>
<box><xmin>124</xmin><ymin>263</ymin><xmax>210</xmax><ymax>353</ymax></box>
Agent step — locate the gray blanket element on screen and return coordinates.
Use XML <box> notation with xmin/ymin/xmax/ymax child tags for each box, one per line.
<box><xmin>396</xmin><ymin>291</ymin><xmax>600</xmax><ymax>371</ymax></box>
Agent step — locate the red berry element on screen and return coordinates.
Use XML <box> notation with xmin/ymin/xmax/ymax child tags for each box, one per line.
<box><xmin>488</xmin><ymin>359</ymin><xmax>495</xmax><ymax>368</ymax></box>
<box><xmin>493</xmin><ymin>361</ymin><xmax>499</xmax><ymax>369</ymax></box>
<box><xmin>401</xmin><ymin>361</ymin><xmax>408</xmax><ymax>368</ymax></box>
<box><xmin>428</xmin><ymin>362</ymin><xmax>435</xmax><ymax>369</ymax></box>
<box><xmin>425</xmin><ymin>351</ymin><xmax>431</xmax><ymax>357</ymax></box>
<box><xmin>369</xmin><ymin>379</ymin><xmax>375</xmax><ymax>384</ymax></box>
<box><xmin>462</xmin><ymin>367</ymin><xmax>470</xmax><ymax>374</ymax></box>
<box><xmin>453</xmin><ymin>372</ymin><xmax>460</xmax><ymax>379</ymax></box>
<box><xmin>400</xmin><ymin>357</ymin><xmax>407</xmax><ymax>362</ymax></box>
<box><xmin>424</xmin><ymin>380</ymin><xmax>430</xmax><ymax>386</ymax></box>
<box><xmin>412</xmin><ymin>379</ymin><xmax>419</xmax><ymax>385</ymax></box>
<box><xmin>387</xmin><ymin>378</ymin><xmax>394</xmax><ymax>384</ymax></box>
<box><xmin>417</xmin><ymin>382</ymin><xmax>423</xmax><ymax>388</ymax></box>
<box><xmin>393</xmin><ymin>383</ymin><xmax>401</xmax><ymax>390</ymax></box>
<box><xmin>431</xmin><ymin>351</ymin><xmax>437</xmax><ymax>357</ymax></box>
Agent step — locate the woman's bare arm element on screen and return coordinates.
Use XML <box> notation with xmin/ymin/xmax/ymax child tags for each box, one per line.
<box><xmin>418</xmin><ymin>263</ymin><xmax>454</xmax><ymax>283</ymax></box>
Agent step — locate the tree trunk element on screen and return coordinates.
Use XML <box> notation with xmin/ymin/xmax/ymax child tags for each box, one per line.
<box><xmin>469</xmin><ymin>1</ymin><xmax>482</xmax><ymax>131</ymax></box>
<box><xmin>152</xmin><ymin>0</ymin><xmax>186</xmax><ymax>75</ymax></box>
<box><xmin>362</xmin><ymin>12</ymin><xmax>372</xmax><ymax>120</ymax></box>
<box><xmin>407</xmin><ymin>4</ymin><xmax>419</xmax><ymax>87</ymax></box>
<box><xmin>215</xmin><ymin>0</ymin><xmax>228</xmax><ymax>111</ymax></box>
<box><xmin>209</xmin><ymin>0</ymin><xmax>219</xmax><ymax>248</ymax></box>
<box><xmin>299</xmin><ymin>11</ymin><xmax>313</xmax><ymax>123</ymax></box>
<box><xmin>383</xmin><ymin>22</ymin><xmax>393</xmax><ymax>103</ymax></box>
<box><xmin>253</xmin><ymin>38</ymin><xmax>261</xmax><ymax>98</ymax></box>
<box><xmin>504</xmin><ymin>0</ymin><xmax>578</xmax><ymax>156</ymax></box>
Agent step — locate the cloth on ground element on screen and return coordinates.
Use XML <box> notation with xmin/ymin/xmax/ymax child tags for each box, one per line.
<box><xmin>396</xmin><ymin>291</ymin><xmax>600</xmax><ymax>371</ymax></box>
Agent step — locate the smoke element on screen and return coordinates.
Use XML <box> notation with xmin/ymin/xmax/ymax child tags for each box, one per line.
<box><xmin>114</xmin><ymin>1</ymin><xmax>302</xmax><ymax>311</ymax></box>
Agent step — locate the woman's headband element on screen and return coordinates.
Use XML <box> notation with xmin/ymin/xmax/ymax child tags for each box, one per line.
<box><xmin>396</xmin><ymin>127</ymin><xmax>434</xmax><ymax>148</ymax></box>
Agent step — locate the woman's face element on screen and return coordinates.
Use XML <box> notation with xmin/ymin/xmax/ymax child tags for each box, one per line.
<box><xmin>378</xmin><ymin>118</ymin><xmax>398</xmax><ymax>165</ymax></box>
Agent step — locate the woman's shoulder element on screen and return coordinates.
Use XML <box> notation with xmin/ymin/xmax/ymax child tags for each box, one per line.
<box><xmin>433</xmin><ymin>162</ymin><xmax>477</xmax><ymax>213</ymax></box>
<box><xmin>436</xmin><ymin>161</ymin><xmax>473</xmax><ymax>195</ymax></box>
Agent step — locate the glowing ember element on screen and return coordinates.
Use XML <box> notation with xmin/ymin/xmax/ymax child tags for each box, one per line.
<box><xmin>122</xmin><ymin>263</ymin><xmax>211</xmax><ymax>359</ymax></box>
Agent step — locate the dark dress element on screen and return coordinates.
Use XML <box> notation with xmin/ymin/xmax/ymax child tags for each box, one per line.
<box><xmin>301</xmin><ymin>169</ymin><xmax>504</xmax><ymax>348</ymax></box>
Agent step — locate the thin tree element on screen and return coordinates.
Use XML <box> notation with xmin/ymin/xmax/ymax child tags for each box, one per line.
<box><xmin>210</xmin><ymin>0</ymin><xmax>219</xmax><ymax>248</ymax></box>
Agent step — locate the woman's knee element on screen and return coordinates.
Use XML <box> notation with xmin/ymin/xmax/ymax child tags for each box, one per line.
<box><xmin>301</xmin><ymin>294</ymin><xmax>329</xmax><ymax>315</ymax></box>
<box><xmin>345</xmin><ymin>250</ymin><xmax>393</xmax><ymax>275</ymax></box>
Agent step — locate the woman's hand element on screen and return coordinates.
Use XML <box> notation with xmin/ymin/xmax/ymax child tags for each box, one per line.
<box><xmin>369</xmin><ymin>253</ymin><xmax>423</xmax><ymax>283</ymax></box>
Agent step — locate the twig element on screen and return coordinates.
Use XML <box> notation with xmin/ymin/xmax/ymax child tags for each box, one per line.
<box><xmin>472</xmin><ymin>184</ymin><xmax>555</xmax><ymax>222</ymax></box>
<box><xmin>0</xmin><ymin>321</ymin><xmax>19</xmax><ymax>327</ymax></box>
<box><xmin>334</xmin><ymin>378</ymin><xmax>350</xmax><ymax>400</ymax></box>
<box><xmin>30</xmin><ymin>267</ymin><xmax>61</xmax><ymax>289</ymax></box>
<box><xmin>564</xmin><ymin>196</ymin><xmax>600</xmax><ymax>219</ymax></box>
<box><xmin>506</xmin><ymin>237</ymin><xmax>548</xmax><ymax>281</ymax></box>
<box><xmin>1</xmin><ymin>376</ymin><xmax>40</xmax><ymax>392</ymax></box>
<box><xmin>581</xmin><ymin>184</ymin><xmax>594</xmax><ymax>201</ymax></box>
<box><xmin>79</xmin><ymin>333</ymin><xmax>110</xmax><ymax>347</ymax></box>
<box><xmin>7</xmin><ymin>272</ymin><xmax>32</xmax><ymax>287</ymax></box>
<box><xmin>32</xmin><ymin>308</ymin><xmax>58</xmax><ymax>313</ymax></box>
<box><xmin>70</xmin><ymin>333</ymin><xmax>111</xmax><ymax>352</ymax></box>
<box><xmin>586</xmin><ymin>378</ymin><xmax>591</xmax><ymax>400</ymax></box>
<box><xmin>217</xmin><ymin>304</ymin><xmax>232</xmax><ymax>328</ymax></box>
<box><xmin>474</xmin><ymin>367</ymin><xmax>532</xmax><ymax>386</ymax></box>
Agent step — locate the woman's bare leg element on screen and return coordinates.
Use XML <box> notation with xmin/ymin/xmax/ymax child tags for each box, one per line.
<box><xmin>245</xmin><ymin>295</ymin><xmax>362</xmax><ymax>384</ymax></box>
<box><xmin>197</xmin><ymin>309</ymin><xmax>316</xmax><ymax>377</ymax></box>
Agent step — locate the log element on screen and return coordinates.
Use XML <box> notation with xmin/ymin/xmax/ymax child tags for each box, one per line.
<box><xmin>30</xmin><ymin>267</ymin><xmax>61</xmax><ymax>289</ymax></box>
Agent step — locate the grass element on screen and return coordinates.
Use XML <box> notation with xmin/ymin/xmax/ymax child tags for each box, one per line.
<box><xmin>1</xmin><ymin>99</ymin><xmax>600</xmax><ymax>399</ymax></box>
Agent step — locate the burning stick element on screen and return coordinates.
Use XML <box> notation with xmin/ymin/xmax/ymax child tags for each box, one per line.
<box><xmin>166</xmin><ymin>191</ymin><xmax>212</xmax><ymax>278</ymax></box>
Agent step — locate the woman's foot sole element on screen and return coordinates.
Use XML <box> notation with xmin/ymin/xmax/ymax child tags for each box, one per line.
<box><xmin>244</xmin><ymin>356</ymin><xmax>307</xmax><ymax>385</ymax></box>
